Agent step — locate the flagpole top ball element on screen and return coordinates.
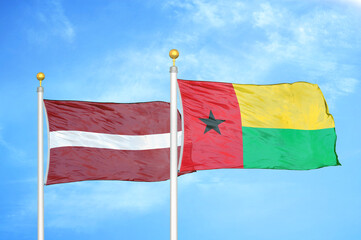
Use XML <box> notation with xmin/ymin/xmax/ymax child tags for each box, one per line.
<box><xmin>37</xmin><ymin>72</ymin><xmax>45</xmax><ymax>86</ymax></box>
<box><xmin>37</xmin><ymin>72</ymin><xmax>45</xmax><ymax>81</ymax></box>
<box><xmin>169</xmin><ymin>49</ymin><xmax>179</xmax><ymax>59</ymax></box>
<box><xmin>169</xmin><ymin>49</ymin><xmax>179</xmax><ymax>66</ymax></box>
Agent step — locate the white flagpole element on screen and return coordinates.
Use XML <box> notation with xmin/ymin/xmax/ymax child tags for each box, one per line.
<box><xmin>37</xmin><ymin>72</ymin><xmax>45</xmax><ymax>240</ymax></box>
<box><xmin>169</xmin><ymin>49</ymin><xmax>179</xmax><ymax>240</ymax></box>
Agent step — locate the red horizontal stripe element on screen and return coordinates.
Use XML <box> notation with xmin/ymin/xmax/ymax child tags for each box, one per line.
<box><xmin>44</xmin><ymin>100</ymin><xmax>181</xmax><ymax>134</ymax></box>
<box><xmin>46</xmin><ymin>147</ymin><xmax>185</xmax><ymax>185</ymax></box>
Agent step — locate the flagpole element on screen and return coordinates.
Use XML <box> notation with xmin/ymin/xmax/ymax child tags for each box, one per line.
<box><xmin>169</xmin><ymin>49</ymin><xmax>179</xmax><ymax>240</ymax></box>
<box><xmin>37</xmin><ymin>72</ymin><xmax>45</xmax><ymax>240</ymax></box>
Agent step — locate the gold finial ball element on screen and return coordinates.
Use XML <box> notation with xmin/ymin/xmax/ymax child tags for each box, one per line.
<box><xmin>36</xmin><ymin>72</ymin><xmax>45</xmax><ymax>81</ymax></box>
<box><xmin>169</xmin><ymin>49</ymin><xmax>179</xmax><ymax>60</ymax></box>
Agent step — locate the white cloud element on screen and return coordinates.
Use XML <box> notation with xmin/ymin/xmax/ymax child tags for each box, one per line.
<box><xmin>4</xmin><ymin>181</ymin><xmax>169</xmax><ymax>231</ymax></box>
<box><xmin>320</xmin><ymin>77</ymin><xmax>359</xmax><ymax>106</ymax></box>
<box><xmin>332</xmin><ymin>0</ymin><xmax>361</xmax><ymax>7</ymax></box>
<box><xmin>93</xmin><ymin>48</ymin><xmax>172</xmax><ymax>103</ymax></box>
<box><xmin>44</xmin><ymin>45</ymin><xmax>175</xmax><ymax>104</ymax></box>
<box><xmin>165</xmin><ymin>0</ymin><xmax>246</xmax><ymax>28</ymax></box>
<box><xmin>48</xmin><ymin>0</ymin><xmax>358</xmax><ymax>108</ymax></box>
<box><xmin>253</xmin><ymin>2</ymin><xmax>283</xmax><ymax>27</ymax></box>
<box><xmin>29</xmin><ymin>0</ymin><xmax>75</xmax><ymax>43</ymax></box>
<box><xmin>43</xmin><ymin>181</ymin><xmax>168</xmax><ymax>229</ymax></box>
<box><xmin>0</xmin><ymin>127</ymin><xmax>26</xmax><ymax>161</ymax></box>
<box><xmin>248</xmin><ymin>3</ymin><xmax>360</xmax><ymax>106</ymax></box>
<box><xmin>178</xmin><ymin>171</ymin><xmax>295</xmax><ymax>222</ymax></box>
<box><xmin>4</xmin><ymin>179</ymin><xmax>169</xmax><ymax>231</ymax></box>
<box><xmin>338</xmin><ymin>78</ymin><xmax>358</xmax><ymax>93</ymax></box>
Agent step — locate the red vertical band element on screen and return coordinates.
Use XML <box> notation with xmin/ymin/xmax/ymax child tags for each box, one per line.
<box><xmin>178</xmin><ymin>79</ymin><xmax>243</xmax><ymax>173</ymax></box>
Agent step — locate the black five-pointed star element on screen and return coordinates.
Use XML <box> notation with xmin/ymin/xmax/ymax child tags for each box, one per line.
<box><xmin>199</xmin><ymin>110</ymin><xmax>225</xmax><ymax>134</ymax></box>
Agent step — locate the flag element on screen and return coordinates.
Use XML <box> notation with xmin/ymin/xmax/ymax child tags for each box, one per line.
<box><xmin>44</xmin><ymin>100</ymin><xmax>182</xmax><ymax>185</ymax></box>
<box><xmin>177</xmin><ymin>79</ymin><xmax>340</xmax><ymax>173</ymax></box>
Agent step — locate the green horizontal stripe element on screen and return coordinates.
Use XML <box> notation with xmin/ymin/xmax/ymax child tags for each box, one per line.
<box><xmin>242</xmin><ymin>127</ymin><xmax>340</xmax><ymax>170</ymax></box>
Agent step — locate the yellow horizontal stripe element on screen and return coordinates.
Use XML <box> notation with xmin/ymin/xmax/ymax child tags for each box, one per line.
<box><xmin>232</xmin><ymin>82</ymin><xmax>335</xmax><ymax>130</ymax></box>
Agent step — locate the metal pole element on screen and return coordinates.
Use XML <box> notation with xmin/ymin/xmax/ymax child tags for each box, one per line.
<box><xmin>169</xmin><ymin>49</ymin><xmax>179</xmax><ymax>240</ymax></box>
<box><xmin>37</xmin><ymin>72</ymin><xmax>45</xmax><ymax>240</ymax></box>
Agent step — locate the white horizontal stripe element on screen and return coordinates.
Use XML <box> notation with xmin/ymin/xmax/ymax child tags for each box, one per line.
<box><xmin>50</xmin><ymin>130</ymin><xmax>183</xmax><ymax>150</ymax></box>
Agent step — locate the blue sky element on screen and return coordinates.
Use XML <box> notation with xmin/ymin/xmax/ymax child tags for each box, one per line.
<box><xmin>1</xmin><ymin>0</ymin><xmax>361</xmax><ymax>239</ymax></box>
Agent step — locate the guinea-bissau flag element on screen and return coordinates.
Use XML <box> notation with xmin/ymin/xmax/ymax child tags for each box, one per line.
<box><xmin>44</xmin><ymin>100</ymin><xmax>184</xmax><ymax>185</ymax></box>
<box><xmin>177</xmin><ymin>79</ymin><xmax>340</xmax><ymax>173</ymax></box>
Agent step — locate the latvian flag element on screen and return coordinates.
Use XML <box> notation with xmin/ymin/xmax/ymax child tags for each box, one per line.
<box><xmin>44</xmin><ymin>100</ymin><xmax>182</xmax><ymax>185</ymax></box>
